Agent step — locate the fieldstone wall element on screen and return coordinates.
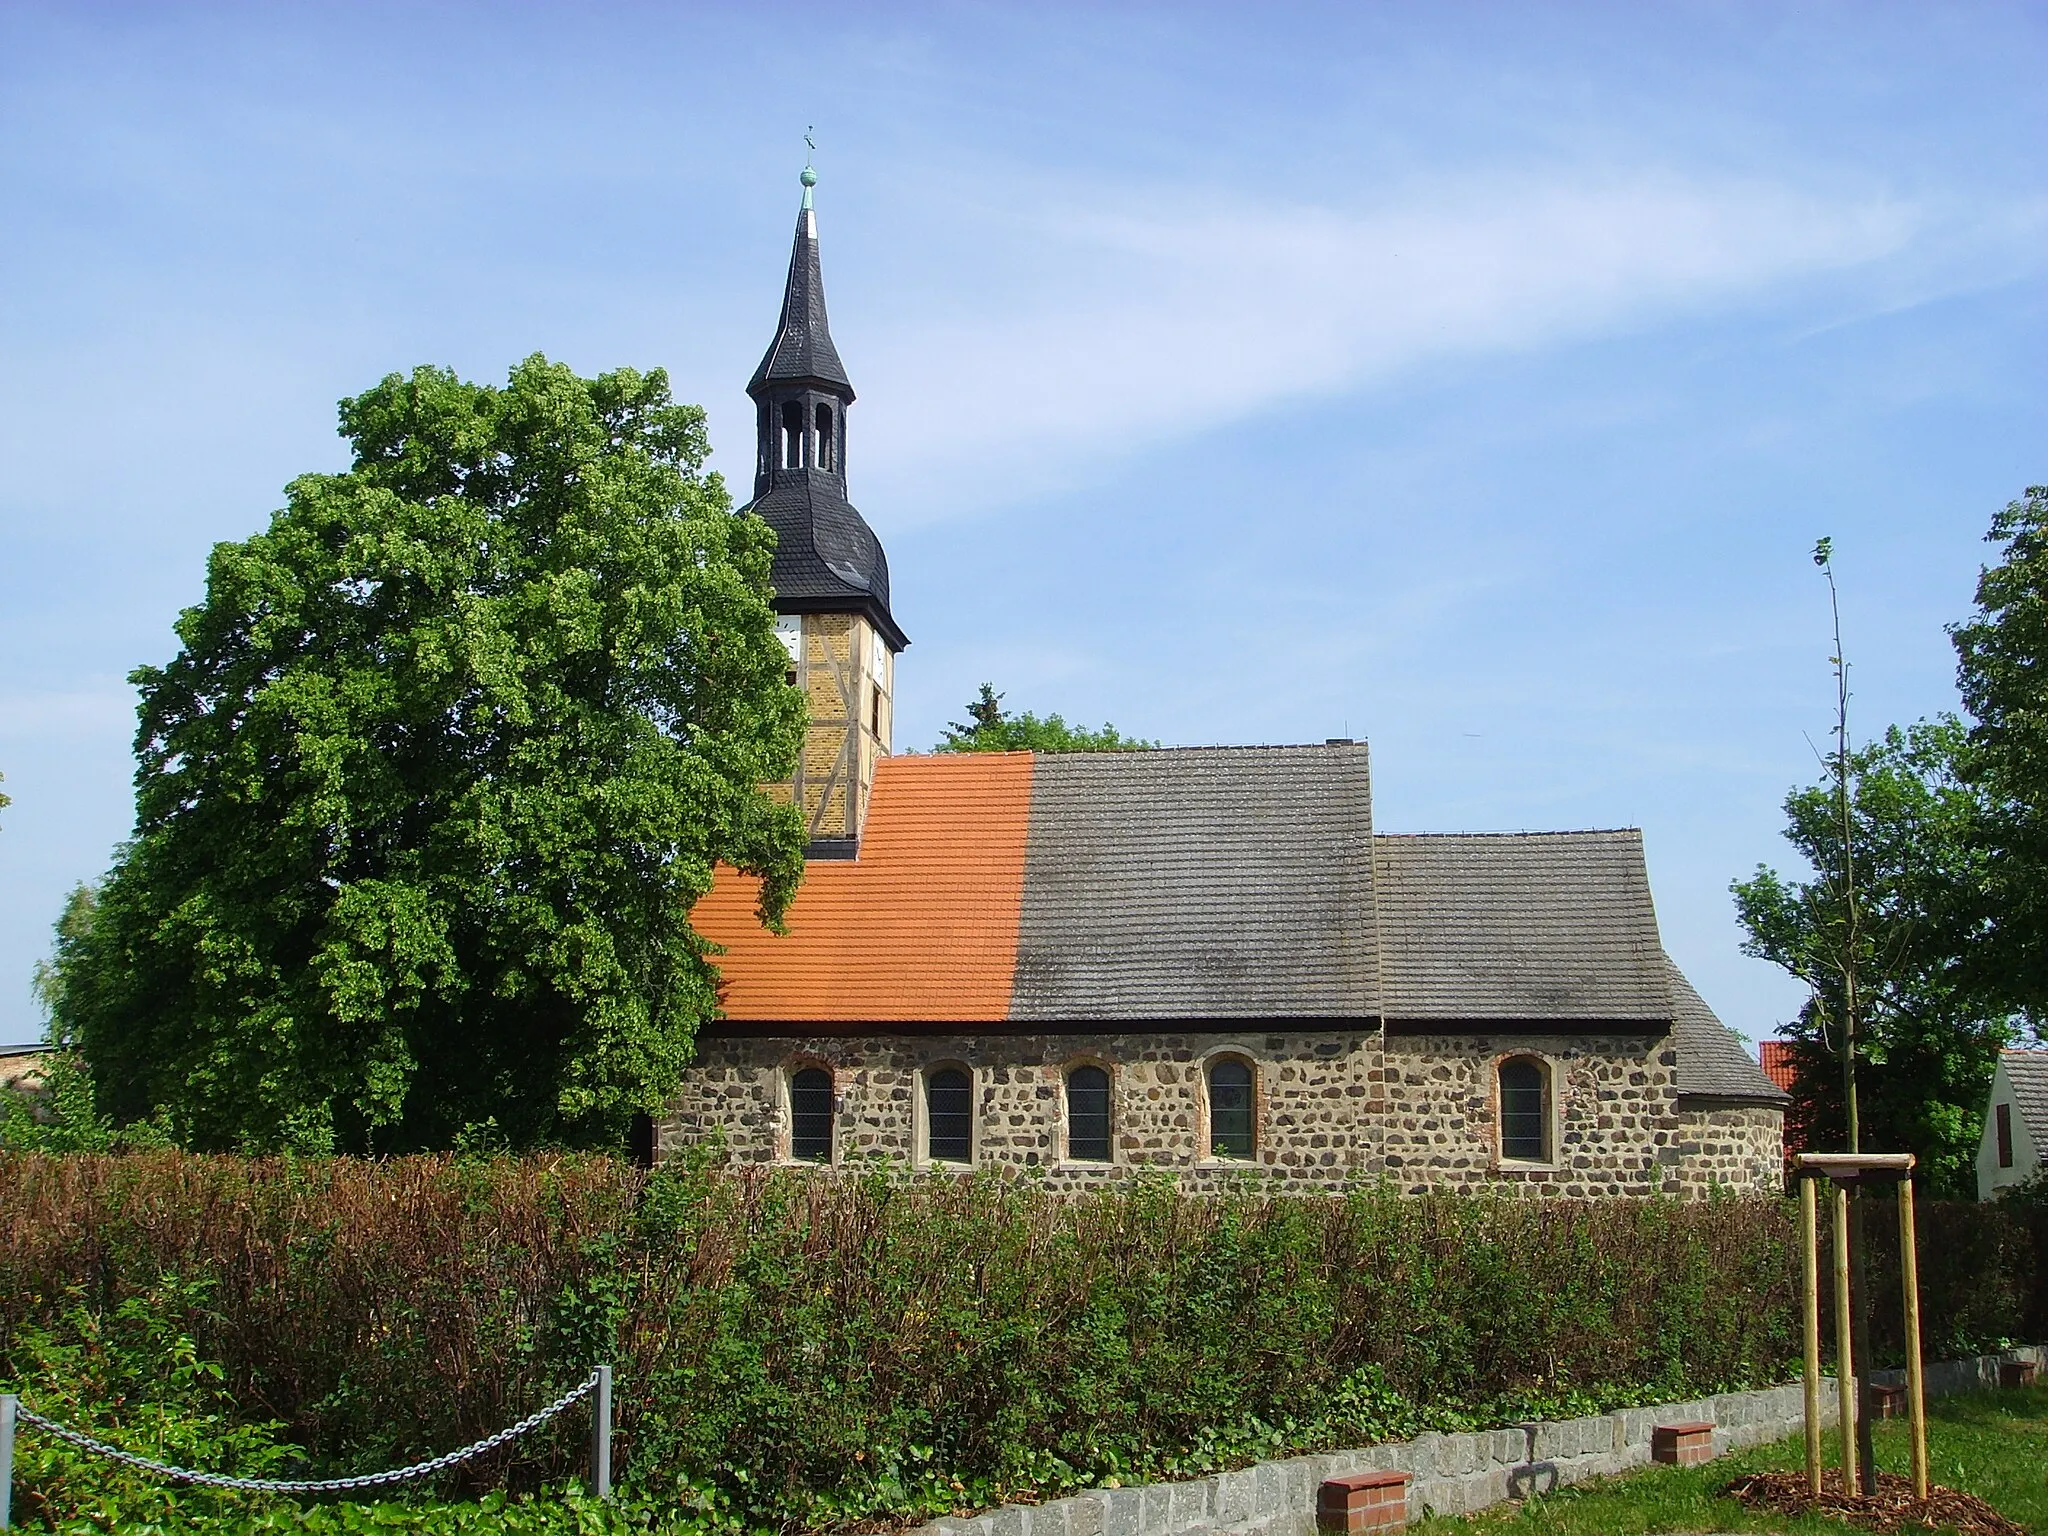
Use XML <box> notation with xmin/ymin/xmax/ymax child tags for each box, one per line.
<box><xmin>665</xmin><ymin>1030</ymin><xmax>1744</xmax><ymax>1197</ymax></box>
<box><xmin>910</xmin><ymin>1345</ymin><xmax>2048</xmax><ymax>1536</ymax></box>
<box><xmin>1379</xmin><ymin>1033</ymin><xmax>1681</xmax><ymax>1198</ymax></box>
<box><xmin>1676</xmin><ymin>1103</ymin><xmax>1786</xmax><ymax>1197</ymax></box>
<box><xmin>665</xmin><ymin>1030</ymin><xmax>1387</xmax><ymax>1191</ymax></box>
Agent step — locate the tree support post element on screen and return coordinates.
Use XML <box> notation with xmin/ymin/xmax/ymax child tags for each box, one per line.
<box><xmin>1800</xmin><ymin>1174</ymin><xmax>1824</xmax><ymax>1496</ymax></box>
<box><xmin>590</xmin><ymin>1364</ymin><xmax>612</xmax><ymax>1500</ymax></box>
<box><xmin>1</xmin><ymin>1392</ymin><xmax>15</xmax><ymax>1530</ymax></box>
<box><xmin>1796</xmin><ymin>1152</ymin><xmax>1917</xmax><ymax>1502</ymax></box>
<box><xmin>1898</xmin><ymin>1179</ymin><xmax>1930</xmax><ymax>1499</ymax></box>
<box><xmin>1831</xmin><ymin>1180</ymin><xmax>1858</xmax><ymax>1495</ymax></box>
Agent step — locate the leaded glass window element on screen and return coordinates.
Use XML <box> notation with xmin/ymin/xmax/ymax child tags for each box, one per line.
<box><xmin>1066</xmin><ymin>1065</ymin><xmax>1112</xmax><ymax>1163</ymax></box>
<box><xmin>1499</xmin><ymin>1057</ymin><xmax>1548</xmax><ymax>1161</ymax></box>
<box><xmin>927</xmin><ymin>1067</ymin><xmax>973</xmax><ymax>1163</ymax></box>
<box><xmin>1208</xmin><ymin>1058</ymin><xmax>1254</xmax><ymax>1159</ymax></box>
<box><xmin>790</xmin><ymin>1067</ymin><xmax>833</xmax><ymax>1162</ymax></box>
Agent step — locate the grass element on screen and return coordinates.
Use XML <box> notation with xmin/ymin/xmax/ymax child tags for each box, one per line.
<box><xmin>1408</xmin><ymin>1386</ymin><xmax>2048</xmax><ymax>1536</ymax></box>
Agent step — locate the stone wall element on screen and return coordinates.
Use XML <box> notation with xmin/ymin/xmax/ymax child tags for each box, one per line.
<box><xmin>666</xmin><ymin>1029</ymin><xmax>1732</xmax><ymax>1198</ymax></box>
<box><xmin>665</xmin><ymin>1029</ymin><xmax>1387</xmax><ymax>1191</ymax></box>
<box><xmin>909</xmin><ymin>1345</ymin><xmax>2048</xmax><ymax>1536</ymax></box>
<box><xmin>1379</xmin><ymin>1033</ymin><xmax>1680</xmax><ymax>1198</ymax></box>
<box><xmin>1676</xmin><ymin>1102</ymin><xmax>1786</xmax><ymax>1197</ymax></box>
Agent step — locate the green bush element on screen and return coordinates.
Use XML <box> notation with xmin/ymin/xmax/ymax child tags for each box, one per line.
<box><xmin>1</xmin><ymin>1152</ymin><xmax>2041</xmax><ymax>1533</ymax></box>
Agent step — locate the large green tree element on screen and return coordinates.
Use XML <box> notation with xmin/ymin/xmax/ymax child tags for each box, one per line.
<box><xmin>1732</xmin><ymin>718</ymin><xmax>2018</xmax><ymax>1196</ymax></box>
<box><xmin>54</xmin><ymin>357</ymin><xmax>805</xmax><ymax>1152</ymax></box>
<box><xmin>935</xmin><ymin>683</ymin><xmax>1157</xmax><ymax>753</ymax></box>
<box><xmin>1953</xmin><ymin>485</ymin><xmax>2048</xmax><ymax>1011</ymax></box>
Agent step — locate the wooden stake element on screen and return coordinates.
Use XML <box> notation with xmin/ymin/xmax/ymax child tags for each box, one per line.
<box><xmin>1801</xmin><ymin>1174</ymin><xmax>1824</xmax><ymax>1495</ymax></box>
<box><xmin>1832</xmin><ymin>1180</ymin><xmax>1858</xmax><ymax>1495</ymax></box>
<box><xmin>1899</xmin><ymin>1179</ymin><xmax>1929</xmax><ymax>1500</ymax></box>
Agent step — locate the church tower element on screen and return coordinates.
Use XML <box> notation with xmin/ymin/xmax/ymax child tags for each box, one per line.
<box><xmin>746</xmin><ymin>165</ymin><xmax>908</xmax><ymax>858</ymax></box>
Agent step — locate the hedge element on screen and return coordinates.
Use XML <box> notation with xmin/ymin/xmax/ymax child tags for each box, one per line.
<box><xmin>1</xmin><ymin>1152</ymin><xmax>2042</xmax><ymax>1531</ymax></box>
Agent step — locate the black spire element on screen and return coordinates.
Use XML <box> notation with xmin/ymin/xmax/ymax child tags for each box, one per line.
<box><xmin>742</xmin><ymin>168</ymin><xmax>907</xmax><ymax>653</ymax></box>
<box><xmin>748</xmin><ymin>188</ymin><xmax>852</xmax><ymax>397</ymax></box>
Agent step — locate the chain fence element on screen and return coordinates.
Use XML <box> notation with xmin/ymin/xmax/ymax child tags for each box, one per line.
<box><xmin>0</xmin><ymin>1363</ymin><xmax>612</xmax><ymax>1528</ymax></box>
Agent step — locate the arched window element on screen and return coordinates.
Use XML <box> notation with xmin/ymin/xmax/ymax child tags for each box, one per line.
<box><xmin>926</xmin><ymin>1067</ymin><xmax>973</xmax><ymax>1163</ymax></box>
<box><xmin>1207</xmin><ymin>1058</ymin><xmax>1254</xmax><ymax>1159</ymax></box>
<box><xmin>815</xmin><ymin>404</ymin><xmax>835</xmax><ymax>471</ymax></box>
<box><xmin>1498</xmin><ymin>1057</ymin><xmax>1549</xmax><ymax>1162</ymax></box>
<box><xmin>781</xmin><ymin>401</ymin><xmax>805</xmax><ymax>469</ymax></box>
<box><xmin>790</xmin><ymin>1066</ymin><xmax>834</xmax><ymax>1162</ymax></box>
<box><xmin>1065</xmin><ymin>1065</ymin><xmax>1112</xmax><ymax>1162</ymax></box>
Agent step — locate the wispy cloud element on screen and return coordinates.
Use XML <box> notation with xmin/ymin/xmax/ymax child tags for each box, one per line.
<box><xmin>849</xmin><ymin>172</ymin><xmax>1929</xmax><ymax>521</ymax></box>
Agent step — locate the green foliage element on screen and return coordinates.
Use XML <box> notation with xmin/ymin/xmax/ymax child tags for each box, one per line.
<box><xmin>936</xmin><ymin>683</ymin><xmax>1157</xmax><ymax>753</ymax></box>
<box><xmin>45</xmin><ymin>358</ymin><xmax>806</xmax><ymax>1153</ymax></box>
<box><xmin>1731</xmin><ymin>719</ymin><xmax>2018</xmax><ymax>1195</ymax></box>
<box><xmin>0</xmin><ymin>1155</ymin><xmax>2041</xmax><ymax>1531</ymax></box>
<box><xmin>0</xmin><ymin>1274</ymin><xmax>696</xmax><ymax>1533</ymax></box>
<box><xmin>1953</xmin><ymin>485</ymin><xmax>2048</xmax><ymax>1013</ymax></box>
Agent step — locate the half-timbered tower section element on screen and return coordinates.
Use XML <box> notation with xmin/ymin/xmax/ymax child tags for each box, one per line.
<box><xmin>673</xmin><ymin>746</ymin><xmax>1787</xmax><ymax>1196</ymax></box>
<box><xmin>744</xmin><ymin>168</ymin><xmax>906</xmax><ymax>857</ymax></box>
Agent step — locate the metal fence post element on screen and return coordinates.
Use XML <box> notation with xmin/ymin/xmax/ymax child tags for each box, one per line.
<box><xmin>590</xmin><ymin>1366</ymin><xmax>612</xmax><ymax>1500</ymax></box>
<box><xmin>2</xmin><ymin>1391</ymin><xmax>17</xmax><ymax>1530</ymax></box>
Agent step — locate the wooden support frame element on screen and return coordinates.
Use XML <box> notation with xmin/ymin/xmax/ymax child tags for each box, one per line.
<box><xmin>1792</xmin><ymin>1152</ymin><xmax>1924</xmax><ymax>1503</ymax></box>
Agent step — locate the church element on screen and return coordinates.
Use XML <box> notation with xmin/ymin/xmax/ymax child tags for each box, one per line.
<box><xmin>662</xmin><ymin>171</ymin><xmax>1788</xmax><ymax>1197</ymax></box>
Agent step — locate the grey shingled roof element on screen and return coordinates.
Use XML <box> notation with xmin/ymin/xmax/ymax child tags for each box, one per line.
<box><xmin>2005</xmin><ymin>1051</ymin><xmax>2048</xmax><ymax>1143</ymax></box>
<box><xmin>1373</xmin><ymin>830</ymin><xmax>1671</xmax><ymax>1022</ymax></box>
<box><xmin>1666</xmin><ymin>956</ymin><xmax>1787</xmax><ymax>1103</ymax></box>
<box><xmin>1008</xmin><ymin>744</ymin><xmax>1378</xmax><ymax>1021</ymax></box>
<box><xmin>748</xmin><ymin>205</ymin><xmax>851</xmax><ymax>396</ymax></box>
<box><xmin>747</xmin><ymin>477</ymin><xmax>905</xmax><ymax>650</ymax></box>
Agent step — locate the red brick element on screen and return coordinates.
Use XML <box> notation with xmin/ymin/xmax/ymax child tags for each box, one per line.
<box><xmin>1319</xmin><ymin>1471</ymin><xmax>1412</xmax><ymax>1534</ymax></box>
<box><xmin>1870</xmin><ymin>1384</ymin><xmax>1907</xmax><ymax>1419</ymax></box>
<box><xmin>2000</xmin><ymin>1361</ymin><xmax>2038</xmax><ymax>1389</ymax></box>
<box><xmin>1651</xmin><ymin>1422</ymin><xmax>1715</xmax><ymax>1466</ymax></box>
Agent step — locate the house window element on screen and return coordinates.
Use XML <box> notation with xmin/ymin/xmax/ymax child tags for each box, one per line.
<box><xmin>926</xmin><ymin>1067</ymin><xmax>973</xmax><ymax>1163</ymax></box>
<box><xmin>1499</xmin><ymin>1057</ymin><xmax>1549</xmax><ymax>1162</ymax></box>
<box><xmin>790</xmin><ymin>1067</ymin><xmax>833</xmax><ymax>1163</ymax></box>
<box><xmin>1998</xmin><ymin>1102</ymin><xmax>2014</xmax><ymax>1168</ymax></box>
<box><xmin>1207</xmin><ymin>1058</ymin><xmax>1254</xmax><ymax>1159</ymax></box>
<box><xmin>1066</xmin><ymin>1065</ymin><xmax>1112</xmax><ymax>1162</ymax></box>
<box><xmin>870</xmin><ymin>683</ymin><xmax>883</xmax><ymax>740</ymax></box>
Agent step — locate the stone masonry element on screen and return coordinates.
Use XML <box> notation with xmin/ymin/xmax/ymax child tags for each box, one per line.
<box><xmin>663</xmin><ymin>1027</ymin><xmax>1785</xmax><ymax>1198</ymax></box>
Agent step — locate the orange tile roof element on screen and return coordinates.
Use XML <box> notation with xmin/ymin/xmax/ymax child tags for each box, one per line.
<box><xmin>692</xmin><ymin>752</ymin><xmax>1033</xmax><ymax>1023</ymax></box>
<box><xmin>1760</xmin><ymin>1041</ymin><xmax>1798</xmax><ymax>1093</ymax></box>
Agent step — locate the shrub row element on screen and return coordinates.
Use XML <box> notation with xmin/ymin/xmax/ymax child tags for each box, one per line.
<box><xmin>1</xmin><ymin>1153</ymin><xmax>2042</xmax><ymax>1531</ymax></box>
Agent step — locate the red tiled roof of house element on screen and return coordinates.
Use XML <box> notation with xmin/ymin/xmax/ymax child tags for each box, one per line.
<box><xmin>1760</xmin><ymin>1041</ymin><xmax>1798</xmax><ymax>1093</ymax></box>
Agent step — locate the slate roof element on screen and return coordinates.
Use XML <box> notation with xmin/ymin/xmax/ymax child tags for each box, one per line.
<box><xmin>1009</xmin><ymin>745</ymin><xmax>1377</xmax><ymax>1021</ymax></box>
<box><xmin>2004</xmin><ymin>1050</ymin><xmax>2048</xmax><ymax>1143</ymax></box>
<box><xmin>747</xmin><ymin>475</ymin><xmax>905</xmax><ymax>650</ymax></box>
<box><xmin>739</xmin><ymin>190</ymin><xmax>905</xmax><ymax>650</ymax></box>
<box><xmin>748</xmin><ymin>206</ymin><xmax>851</xmax><ymax>396</ymax></box>
<box><xmin>1372</xmin><ymin>831</ymin><xmax>1670</xmax><ymax>1023</ymax></box>
<box><xmin>1666</xmin><ymin>958</ymin><xmax>1788</xmax><ymax>1103</ymax></box>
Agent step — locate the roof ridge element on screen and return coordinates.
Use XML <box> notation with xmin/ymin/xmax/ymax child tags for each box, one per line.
<box><xmin>1375</xmin><ymin>827</ymin><xmax>1643</xmax><ymax>840</ymax></box>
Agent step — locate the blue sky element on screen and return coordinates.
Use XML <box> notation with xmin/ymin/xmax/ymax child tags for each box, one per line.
<box><xmin>1</xmin><ymin>1</ymin><xmax>2042</xmax><ymax>1047</ymax></box>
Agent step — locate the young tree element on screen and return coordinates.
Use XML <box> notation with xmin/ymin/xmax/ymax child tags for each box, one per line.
<box><xmin>52</xmin><ymin>357</ymin><xmax>806</xmax><ymax>1152</ymax></box>
<box><xmin>1732</xmin><ymin>718</ymin><xmax>2016</xmax><ymax>1197</ymax></box>
<box><xmin>936</xmin><ymin>683</ymin><xmax>1157</xmax><ymax>753</ymax></box>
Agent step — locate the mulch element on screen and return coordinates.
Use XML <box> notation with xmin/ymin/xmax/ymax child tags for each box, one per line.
<box><xmin>1724</xmin><ymin>1470</ymin><xmax>2029</xmax><ymax>1536</ymax></box>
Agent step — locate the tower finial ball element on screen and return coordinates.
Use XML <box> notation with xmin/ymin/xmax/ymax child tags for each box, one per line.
<box><xmin>800</xmin><ymin>165</ymin><xmax>818</xmax><ymax>188</ymax></box>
